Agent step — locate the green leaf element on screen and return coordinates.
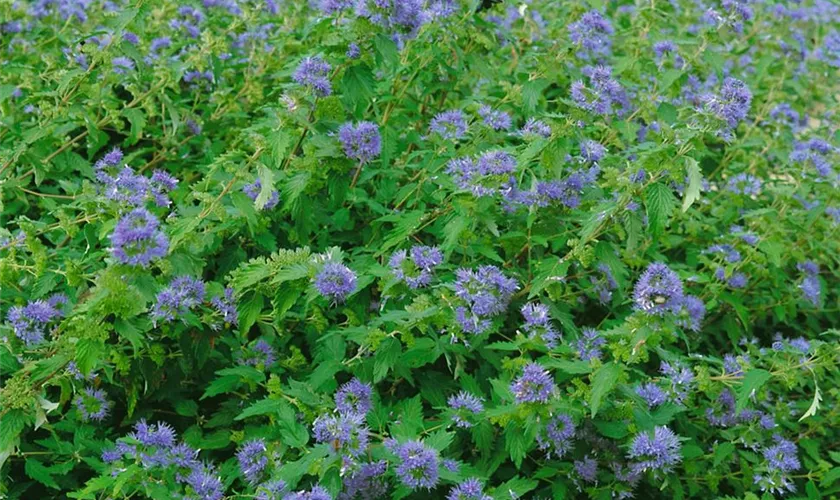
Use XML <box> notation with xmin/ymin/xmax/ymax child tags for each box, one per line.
<box><xmin>495</xmin><ymin>476</ymin><xmax>539</xmax><ymax>500</ymax></box>
<box><xmin>75</xmin><ymin>338</ymin><xmax>104</xmax><ymax>376</ymax></box>
<box><xmin>0</xmin><ymin>346</ymin><xmax>20</xmax><ymax>375</ymax></box>
<box><xmin>799</xmin><ymin>382</ymin><xmax>822</xmax><ymax>422</ymax></box>
<box><xmin>277</xmin><ymin>402</ymin><xmax>309</xmax><ymax>447</ymax></box>
<box><xmin>254</xmin><ymin>164</ymin><xmax>275</xmax><ymax>210</ymax></box>
<box><xmin>237</xmin><ymin>292</ymin><xmax>264</xmax><ymax>334</ymax></box>
<box><xmin>589</xmin><ymin>362</ymin><xmax>623</xmax><ymax>417</ymax></box>
<box><xmin>269</xmin><ymin>131</ymin><xmax>292</xmax><ymax>167</ymax></box>
<box><xmin>341</xmin><ymin>65</ymin><xmax>375</xmax><ymax>109</ymax></box>
<box><xmin>542</xmin><ymin>358</ymin><xmax>592</xmax><ymax>375</ymax></box>
<box><xmin>645</xmin><ymin>183</ymin><xmax>676</xmax><ymax>238</ymax></box>
<box><xmin>373</xmin><ymin>337</ymin><xmax>401</xmax><ymax>382</ymax></box>
<box><xmin>505</xmin><ymin>424</ymin><xmax>530</xmax><ymax>468</ymax></box>
<box><xmin>25</xmin><ymin>458</ymin><xmax>59</xmax><ymax>489</ymax></box>
<box><xmin>821</xmin><ymin>467</ymin><xmax>840</xmax><ymax>487</ymax></box>
<box><xmin>122</xmin><ymin>108</ymin><xmax>145</xmax><ymax>146</ymax></box>
<box><xmin>425</xmin><ymin>430</ymin><xmax>454</xmax><ymax>452</ymax></box>
<box><xmin>0</xmin><ymin>85</ymin><xmax>19</xmax><ymax>102</ymax></box>
<box><xmin>681</xmin><ymin>158</ymin><xmax>702</xmax><ymax>212</ymax></box>
<box><xmin>174</xmin><ymin>400</ymin><xmax>199</xmax><ymax>417</ymax></box>
<box><xmin>713</xmin><ymin>442</ymin><xmax>736</xmax><ymax>467</ymax></box>
<box><xmin>235</xmin><ymin>398</ymin><xmax>286</xmax><ymax>421</ymax></box>
<box><xmin>735</xmin><ymin>369</ymin><xmax>772</xmax><ymax>413</ymax></box>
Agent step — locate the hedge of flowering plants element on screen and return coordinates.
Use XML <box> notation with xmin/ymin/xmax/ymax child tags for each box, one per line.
<box><xmin>2</xmin><ymin>0</ymin><xmax>840</xmax><ymax>498</ymax></box>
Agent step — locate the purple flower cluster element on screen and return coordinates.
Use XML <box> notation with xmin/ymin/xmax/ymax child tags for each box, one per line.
<box><xmin>520</xmin><ymin>302</ymin><xmax>559</xmax><ymax>347</ymax></box>
<box><xmin>447</xmin><ymin>391</ymin><xmax>484</xmax><ymax>428</ymax></box>
<box><xmin>94</xmin><ymin>148</ymin><xmax>178</xmax><ymax>208</ymax></box>
<box><xmin>571</xmin><ymin>65</ymin><xmax>630</xmax><ymax>117</ymax></box>
<box><xmin>700</xmin><ymin>77</ymin><xmax>752</xmax><ymax>133</ymax></box>
<box><xmin>313</xmin><ymin>412</ymin><xmax>369</xmax><ymax>458</ymax></box>
<box><xmin>790</xmin><ymin>138</ymin><xmax>836</xmax><ymax>180</ymax></box>
<box><xmin>447</xmin><ymin>151</ymin><xmax>515</xmax><ymax>197</ymax></box>
<box><xmin>112</xmin><ymin>56</ymin><xmax>134</xmax><ymax>75</ymax></box>
<box><xmin>726</xmin><ymin>173</ymin><xmax>762</xmax><ymax>196</ymax></box>
<box><xmin>661</xmin><ymin>361</ymin><xmax>694</xmax><ymax>404</ymax></box>
<box><xmin>236</xmin><ymin>439</ymin><xmax>270</xmax><ymax>484</ymax></box>
<box><xmin>386</xmin><ymin>439</ymin><xmax>440</xmax><ymax>490</ymax></box>
<box><xmin>241</xmin><ymin>339</ymin><xmax>277</xmax><ymax>368</ymax></box>
<box><xmin>575</xmin><ymin>327</ymin><xmax>606</xmax><ymax>361</ymax></box>
<box><xmin>769</xmin><ymin>103</ymin><xmax>807</xmax><ymax>131</ymax></box>
<box><xmin>590</xmin><ymin>263</ymin><xmax>618</xmax><ymax>305</ymax></box>
<box><xmin>632</xmin><ymin>263</ymin><xmax>706</xmax><ymax>329</ymax></box>
<box><xmin>102</xmin><ymin>420</ymin><xmax>225</xmax><ymax>500</ymax></box>
<box><xmin>714</xmin><ymin>267</ymin><xmax>748</xmax><ymax>289</ymax></box>
<box><xmin>510</xmin><ymin>362</ymin><xmax>556</xmax><ymax>404</ymax></box>
<box><xmin>430</xmin><ymin>110</ymin><xmax>468</xmax><ymax>140</ymax></box>
<box><xmin>284</xmin><ymin>486</ymin><xmax>331</xmax><ymax>500</ymax></box>
<box><xmin>335</xmin><ymin>377</ymin><xmax>373</xmax><ymax>416</ymax></box>
<box><xmin>627</xmin><ymin>426</ymin><xmax>682</xmax><ymax>475</ymax></box>
<box><xmin>110</xmin><ymin>208</ymin><xmax>169</xmax><ymax>267</ymax></box>
<box><xmin>579</xmin><ymin>140</ymin><xmax>606</xmax><ymax>163</ymax></box>
<box><xmin>210</xmin><ymin>287</ymin><xmax>238</xmax><ymax>326</ymax></box>
<box><xmin>706</xmin><ymin>388</ymin><xmax>774</xmax><ymax>429</ymax></box>
<box><xmin>74</xmin><ymin>387</ymin><xmax>110</xmax><ymax>422</ymax></box>
<box><xmin>453</xmin><ymin>265</ymin><xmax>518</xmax><ymax>334</ymax></box>
<box><xmin>447</xmin><ymin>478</ymin><xmax>492</xmax><ymax>500</ymax></box>
<box><xmin>568</xmin><ymin>10</ymin><xmax>614</xmax><ymax>60</ymax></box>
<box><xmin>754</xmin><ymin>437</ymin><xmax>800</xmax><ymax>495</ymax></box>
<box><xmin>389</xmin><ymin>245</ymin><xmax>443</xmax><ymax>288</ymax></box>
<box><xmin>706</xmin><ymin>244</ymin><xmax>742</xmax><ymax>263</ymax></box>
<box><xmin>636</xmin><ymin>383</ymin><xmax>668</xmax><ymax>408</ymax></box>
<box><xmin>315</xmin><ymin>262</ymin><xmax>357</xmax><ymax>303</ymax></box>
<box><xmin>478</xmin><ymin>105</ymin><xmax>512</xmax><ymax>131</ymax></box>
<box><xmin>151</xmin><ymin>276</ymin><xmax>206</xmax><ymax>324</ymax></box>
<box><xmin>518</xmin><ymin>118</ymin><xmax>552</xmax><ymax>138</ymax></box>
<box><xmin>815</xmin><ymin>30</ymin><xmax>840</xmax><ymax>68</ymax></box>
<box><xmin>243</xmin><ymin>179</ymin><xmax>280</xmax><ymax>210</ymax></box>
<box><xmin>653</xmin><ymin>40</ymin><xmax>684</xmax><ymax>67</ymax></box>
<box><xmin>339</xmin><ymin>460</ymin><xmax>388</xmax><ymax>500</ymax></box>
<box><xmin>293</xmin><ymin>56</ymin><xmax>332</xmax><ymax>96</ymax></box>
<box><xmin>797</xmin><ymin>261</ymin><xmax>820</xmax><ymax>306</ymax></box>
<box><xmin>536</xmin><ymin>414</ymin><xmax>576</xmax><ymax>458</ymax></box>
<box><xmin>184</xmin><ymin>70</ymin><xmax>214</xmax><ymax>90</ymax></box>
<box><xmin>339</xmin><ymin>121</ymin><xmax>382</xmax><ymax>163</ymax></box>
<box><xmin>632</xmin><ymin>263</ymin><xmax>684</xmax><ymax>315</ymax></box>
<box><xmin>674</xmin><ymin>295</ymin><xmax>706</xmax><ymax>332</ymax></box>
<box><xmin>6</xmin><ymin>293</ymin><xmax>67</xmax><ymax>346</ymax></box>
<box><xmin>729</xmin><ymin>225</ymin><xmax>759</xmax><ymax>245</ymax></box>
<box><xmin>574</xmin><ymin>456</ymin><xmax>599</xmax><ymax>484</ymax></box>
<box><xmin>171</xmin><ymin>6</ymin><xmax>204</xmax><ymax>38</ymax></box>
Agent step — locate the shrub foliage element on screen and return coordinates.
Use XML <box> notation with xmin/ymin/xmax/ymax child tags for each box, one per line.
<box><xmin>1</xmin><ymin>0</ymin><xmax>839</xmax><ymax>498</ymax></box>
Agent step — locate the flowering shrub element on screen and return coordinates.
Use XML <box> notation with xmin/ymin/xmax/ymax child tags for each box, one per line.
<box><xmin>1</xmin><ymin>0</ymin><xmax>840</xmax><ymax>498</ymax></box>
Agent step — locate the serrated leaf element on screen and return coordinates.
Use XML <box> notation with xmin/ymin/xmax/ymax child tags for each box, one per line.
<box><xmin>799</xmin><ymin>382</ymin><xmax>822</xmax><ymax>422</ymax></box>
<box><xmin>373</xmin><ymin>337</ymin><xmax>401</xmax><ymax>382</ymax></box>
<box><xmin>235</xmin><ymin>398</ymin><xmax>287</xmax><ymax>421</ymax></box>
<box><xmin>713</xmin><ymin>442</ymin><xmax>736</xmax><ymax>467</ymax></box>
<box><xmin>589</xmin><ymin>362</ymin><xmax>623</xmax><ymax>417</ymax></box>
<box><xmin>122</xmin><ymin>108</ymin><xmax>145</xmax><ymax>146</ymax></box>
<box><xmin>425</xmin><ymin>430</ymin><xmax>454</xmax><ymax>452</ymax></box>
<box><xmin>822</xmin><ymin>467</ymin><xmax>840</xmax><ymax>487</ymax></box>
<box><xmin>682</xmin><ymin>158</ymin><xmax>702</xmax><ymax>212</ymax></box>
<box><xmin>645</xmin><ymin>182</ymin><xmax>676</xmax><ymax>237</ymax></box>
<box><xmin>735</xmin><ymin>369</ymin><xmax>772</xmax><ymax>413</ymax></box>
<box><xmin>255</xmin><ymin>164</ymin><xmax>275</xmax><ymax>210</ymax></box>
<box><xmin>25</xmin><ymin>458</ymin><xmax>59</xmax><ymax>489</ymax></box>
<box><xmin>342</xmin><ymin>65</ymin><xmax>375</xmax><ymax>109</ymax></box>
<box><xmin>75</xmin><ymin>338</ymin><xmax>103</xmax><ymax>376</ymax></box>
<box><xmin>504</xmin><ymin>425</ymin><xmax>529</xmax><ymax>468</ymax></box>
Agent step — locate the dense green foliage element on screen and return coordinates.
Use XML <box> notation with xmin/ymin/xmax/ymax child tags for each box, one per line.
<box><xmin>1</xmin><ymin>0</ymin><xmax>839</xmax><ymax>498</ymax></box>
